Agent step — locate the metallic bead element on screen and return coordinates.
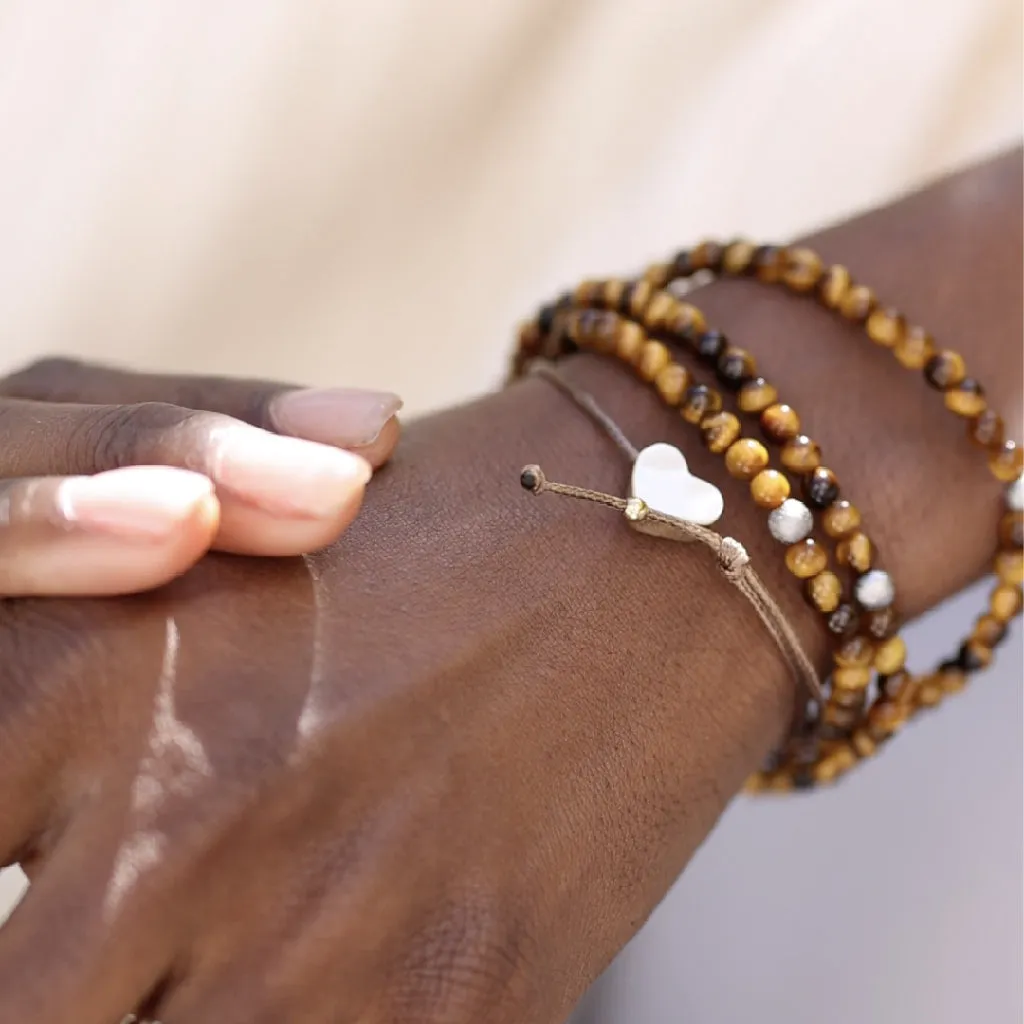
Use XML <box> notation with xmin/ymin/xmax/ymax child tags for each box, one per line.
<box><xmin>1006</xmin><ymin>474</ymin><xmax>1024</xmax><ymax>513</ymax></box>
<box><xmin>855</xmin><ymin>569</ymin><xmax>895</xmax><ymax>610</ymax></box>
<box><xmin>768</xmin><ymin>498</ymin><xmax>813</xmax><ymax>544</ymax></box>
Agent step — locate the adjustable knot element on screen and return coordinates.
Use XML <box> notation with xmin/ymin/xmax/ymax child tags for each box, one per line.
<box><xmin>718</xmin><ymin>536</ymin><xmax>749</xmax><ymax>579</ymax></box>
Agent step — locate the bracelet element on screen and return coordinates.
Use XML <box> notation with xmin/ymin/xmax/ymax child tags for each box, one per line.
<box><xmin>510</xmin><ymin>244</ymin><xmax>1022</xmax><ymax>792</ymax></box>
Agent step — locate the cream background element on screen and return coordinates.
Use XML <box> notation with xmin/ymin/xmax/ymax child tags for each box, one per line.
<box><xmin>0</xmin><ymin>2</ymin><xmax>1021</xmax><ymax>1021</ymax></box>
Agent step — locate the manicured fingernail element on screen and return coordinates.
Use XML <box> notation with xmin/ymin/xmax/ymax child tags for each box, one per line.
<box><xmin>270</xmin><ymin>388</ymin><xmax>404</xmax><ymax>447</ymax></box>
<box><xmin>209</xmin><ymin>425</ymin><xmax>372</xmax><ymax>517</ymax></box>
<box><xmin>58</xmin><ymin>467</ymin><xmax>215</xmax><ymax>539</ymax></box>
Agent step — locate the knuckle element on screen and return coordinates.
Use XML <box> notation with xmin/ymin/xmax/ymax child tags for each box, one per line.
<box><xmin>77</xmin><ymin>401</ymin><xmax>202</xmax><ymax>470</ymax></box>
<box><xmin>390</xmin><ymin>892</ymin><xmax>535</xmax><ymax>1022</ymax></box>
<box><xmin>0</xmin><ymin>356</ymin><xmax>87</xmax><ymax>399</ymax></box>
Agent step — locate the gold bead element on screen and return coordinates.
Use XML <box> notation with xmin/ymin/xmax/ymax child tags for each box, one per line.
<box><xmin>873</xmin><ymin>636</ymin><xmax>907</xmax><ymax>675</ymax></box>
<box><xmin>737</xmin><ymin>377</ymin><xmax>779</xmax><ymax>414</ymax></box>
<box><xmin>822</xmin><ymin>499</ymin><xmax>861</xmax><ymax>539</ymax></box>
<box><xmin>865</xmin><ymin>307</ymin><xmax>905</xmax><ymax>348</ymax></box>
<box><xmin>724</xmin><ymin>438</ymin><xmax>770</xmax><ymax>480</ymax></box>
<box><xmin>836</xmin><ymin>531</ymin><xmax>873</xmax><ymax>573</ymax></box>
<box><xmin>989</xmin><ymin>440</ymin><xmax>1023</xmax><ymax>483</ymax></box>
<box><xmin>615</xmin><ymin>321</ymin><xmax>646</xmax><ymax>365</ymax></box>
<box><xmin>995</xmin><ymin>549</ymin><xmax>1024</xmax><ymax>586</ymax></box>
<box><xmin>750</xmin><ymin>469</ymin><xmax>791</xmax><ymax>509</ymax></box>
<box><xmin>785</xmin><ymin>538</ymin><xmax>828</xmax><ymax>579</ymax></box>
<box><xmin>638</xmin><ymin>340</ymin><xmax>671</xmax><ymax>382</ymax></box>
<box><xmin>701</xmin><ymin>411</ymin><xmax>742</xmax><ymax>454</ymax></box>
<box><xmin>990</xmin><ymin>583</ymin><xmax>1023</xmax><ymax>623</ymax></box>
<box><xmin>839</xmin><ymin>284</ymin><xmax>876</xmax><ymax>322</ymax></box>
<box><xmin>654</xmin><ymin>363</ymin><xmax>690</xmax><ymax>405</ymax></box>
<box><xmin>806</xmin><ymin>570</ymin><xmax>843</xmax><ymax>613</ymax></box>
<box><xmin>833</xmin><ymin>666</ymin><xmax>872</xmax><ymax>691</ymax></box>
<box><xmin>819</xmin><ymin>264</ymin><xmax>851</xmax><ymax>309</ymax></box>
<box><xmin>722</xmin><ymin>240</ymin><xmax>756</xmax><ymax>275</ymax></box>
<box><xmin>782</xmin><ymin>247</ymin><xmax>823</xmax><ymax>292</ymax></box>
<box><xmin>893</xmin><ymin>326</ymin><xmax>935</xmax><ymax>369</ymax></box>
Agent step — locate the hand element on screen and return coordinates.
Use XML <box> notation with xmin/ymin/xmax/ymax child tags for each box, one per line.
<box><xmin>0</xmin><ymin>358</ymin><xmax>402</xmax><ymax>595</ymax></box>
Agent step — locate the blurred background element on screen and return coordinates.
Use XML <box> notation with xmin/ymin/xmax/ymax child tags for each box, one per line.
<box><xmin>0</xmin><ymin>2</ymin><xmax>1020</xmax><ymax>1021</ymax></box>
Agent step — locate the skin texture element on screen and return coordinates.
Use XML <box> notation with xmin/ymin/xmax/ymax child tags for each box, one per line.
<box><xmin>0</xmin><ymin>149</ymin><xmax>1020</xmax><ymax>1023</ymax></box>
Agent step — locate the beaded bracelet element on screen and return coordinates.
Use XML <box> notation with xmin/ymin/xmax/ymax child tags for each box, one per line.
<box><xmin>511</xmin><ymin>247</ymin><xmax>1022</xmax><ymax>792</ymax></box>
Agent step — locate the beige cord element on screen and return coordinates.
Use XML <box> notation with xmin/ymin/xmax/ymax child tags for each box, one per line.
<box><xmin>524</xmin><ymin>362</ymin><xmax>824</xmax><ymax>702</ymax></box>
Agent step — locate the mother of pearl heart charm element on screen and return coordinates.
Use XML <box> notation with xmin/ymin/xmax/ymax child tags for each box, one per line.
<box><xmin>629</xmin><ymin>443</ymin><xmax>724</xmax><ymax>527</ymax></box>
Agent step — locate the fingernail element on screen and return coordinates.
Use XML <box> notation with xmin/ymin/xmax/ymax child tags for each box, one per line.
<box><xmin>208</xmin><ymin>425</ymin><xmax>372</xmax><ymax>517</ymax></box>
<box><xmin>59</xmin><ymin>467</ymin><xmax>215</xmax><ymax>539</ymax></box>
<box><xmin>270</xmin><ymin>388</ymin><xmax>403</xmax><ymax>447</ymax></box>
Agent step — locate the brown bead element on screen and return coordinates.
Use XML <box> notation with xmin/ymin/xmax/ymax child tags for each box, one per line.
<box><xmin>654</xmin><ymin>363</ymin><xmax>691</xmax><ymax>405</ymax></box>
<box><xmin>761</xmin><ymin>403</ymin><xmax>801</xmax><ymax>444</ymax></box>
<box><xmin>615</xmin><ymin>321</ymin><xmax>645</xmax><ymax>365</ymax></box>
<box><xmin>1000</xmin><ymin>511</ymin><xmax>1024</xmax><ymax>550</ymax></box>
<box><xmin>601</xmin><ymin>279</ymin><xmax>628</xmax><ymax>310</ymax></box>
<box><xmin>938</xmin><ymin>668</ymin><xmax>968</xmax><ymax>695</ymax></box>
<box><xmin>642</xmin><ymin>291</ymin><xmax>678</xmax><ymax>332</ymax></box>
<box><xmin>680</xmin><ymin>384</ymin><xmax>722</xmax><ymax>425</ymax></box>
<box><xmin>833</xmin><ymin>666</ymin><xmax>871</xmax><ymax>691</ymax></box>
<box><xmin>804</xmin><ymin>465</ymin><xmax>840</xmax><ymax>509</ymax></box>
<box><xmin>944</xmin><ymin>378</ymin><xmax>986</xmax><ymax>418</ymax></box>
<box><xmin>989</xmin><ymin>440</ymin><xmax>1023</xmax><ymax>482</ymax></box>
<box><xmin>832</xmin><ymin>686</ymin><xmax>868</xmax><ymax>710</ymax></box>
<box><xmin>916</xmin><ymin>679</ymin><xmax>944</xmax><ymax>707</ymax></box>
<box><xmin>750</xmin><ymin>469</ymin><xmax>791</xmax><ymax>509</ymax></box>
<box><xmin>701</xmin><ymin>411</ymin><xmax>742</xmax><ymax>454</ymax></box>
<box><xmin>865</xmin><ymin>307</ymin><xmax>905</xmax><ymax>348</ymax></box>
<box><xmin>666</xmin><ymin>302</ymin><xmax>706</xmax><ymax>338</ymax></box>
<box><xmin>851</xmin><ymin>728</ymin><xmax>877</xmax><ymax>758</ymax></box>
<box><xmin>754</xmin><ymin>245</ymin><xmax>786</xmax><ymax>283</ymax></box>
<box><xmin>968</xmin><ymin>409</ymin><xmax>1004</xmax><ymax>448</ymax></box>
<box><xmin>641</xmin><ymin>263</ymin><xmax>672</xmax><ymax>288</ymax></box>
<box><xmin>785</xmin><ymin>537</ymin><xmax>828</xmax><ymax>579</ymax></box>
<box><xmin>866</xmin><ymin>700</ymin><xmax>909</xmax><ymax>740</ymax></box>
<box><xmin>627</xmin><ymin>279</ymin><xmax>654</xmax><ymax>319</ymax></box>
<box><xmin>837</xmin><ymin>531</ymin><xmax>873</xmax><ymax>573</ymax></box>
<box><xmin>827</xmin><ymin>602</ymin><xmax>861</xmax><ymax>637</ymax></box>
<box><xmin>881</xmin><ymin>669</ymin><xmax>917</xmax><ymax>704</ymax></box>
<box><xmin>689</xmin><ymin>240</ymin><xmax>725</xmax><ymax>272</ymax></box>
<box><xmin>724</xmin><ymin>438</ymin><xmax>769</xmax><ymax>480</ymax></box>
<box><xmin>806</xmin><ymin>570</ymin><xmax>843</xmax><ymax>613</ymax></box>
<box><xmin>716</xmin><ymin>347</ymin><xmax>757</xmax><ymax>390</ymax></box>
<box><xmin>822</xmin><ymin>499</ymin><xmax>861</xmax><ymax>538</ymax></box>
<box><xmin>737</xmin><ymin>377</ymin><xmax>779</xmax><ymax>414</ymax></box>
<box><xmin>962</xmin><ymin>638</ymin><xmax>994</xmax><ymax>671</ymax></box>
<box><xmin>818</xmin><ymin>264</ymin><xmax>851</xmax><ymax>309</ymax></box>
<box><xmin>972</xmin><ymin>614</ymin><xmax>1007</xmax><ymax>648</ymax></box>
<box><xmin>995</xmin><ymin>552</ymin><xmax>1019</xmax><ymax>585</ymax></box>
<box><xmin>722</xmin><ymin>240</ymin><xmax>756</xmax><ymax>275</ymax></box>
<box><xmin>893</xmin><ymin>325</ymin><xmax>935</xmax><ymax>368</ymax></box>
<box><xmin>839</xmin><ymin>284</ymin><xmax>876</xmax><ymax>322</ymax></box>
<box><xmin>865</xmin><ymin>605</ymin><xmax>898</xmax><ymax>640</ymax></box>
<box><xmin>782</xmin><ymin>247</ymin><xmax>823</xmax><ymax>292</ymax></box>
<box><xmin>813</xmin><ymin>744</ymin><xmax>857</xmax><ymax>784</ymax></box>
<box><xmin>780</xmin><ymin>434</ymin><xmax>822</xmax><ymax>474</ymax></box>
<box><xmin>990</xmin><ymin>583</ymin><xmax>1023</xmax><ymax>622</ymax></box>
<box><xmin>924</xmin><ymin>349</ymin><xmax>966</xmax><ymax>390</ymax></box>
<box><xmin>573</xmin><ymin>279</ymin><xmax>602</xmax><ymax>304</ymax></box>
<box><xmin>823</xmin><ymin>700</ymin><xmax>863</xmax><ymax>732</ymax></box>
<box><xmin>873</xmin><ymin>635</ymin><xmax>907</xmax><ymax>675</ymax></box>
<box><xmin>637</xmin><ymin>340</ymin><xmax>671</xmax><ymax>381</ymax></box>
<box><xmin>833</xmin><ymin>635</ymin><xmax>875</xmax><ymax>669</ymax></box>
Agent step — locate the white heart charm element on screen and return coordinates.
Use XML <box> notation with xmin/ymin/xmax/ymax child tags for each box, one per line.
<box><xmin>630</xmin><ymin>443</ymin><xmax>724</xmax><ymax>526</ymax></box>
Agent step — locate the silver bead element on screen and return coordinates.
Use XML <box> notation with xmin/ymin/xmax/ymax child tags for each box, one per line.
<box><xmin>1006</xmin><ymin>474</ymin><xmax>1024</xmax><ymax>513</ymax></box>
<box><xmin>768</xmin><ymin>498</ymin><xmax>813</xmax><ymax>544</ymax></box>
<box><xmin>856</xmin><ymin>569</ymin><xmax>895</xmax><ymax>610</ymax></box>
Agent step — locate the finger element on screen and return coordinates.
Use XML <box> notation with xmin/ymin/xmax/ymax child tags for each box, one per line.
<box><xmin>0</xmin><ymin>467</ymin><xmax>219</xmax><ymax>596</ymax></box>
<box><xmin>0</xmin><ymin>398</ymin><xmax>372</xmax><ymax>556</ymax></box>
<box><xmin>1</xmin><ymin>358</ymin><xmax>403</xmax><ymax>467</ymax></box>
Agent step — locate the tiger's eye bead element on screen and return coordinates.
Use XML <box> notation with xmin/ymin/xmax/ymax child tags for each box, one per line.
<box><xmin>864</xmin><ymin>605</ymin><xmax>898</xmax><ymax>640</ymax></box>
<box><xmin>827</xmin><ymin>602</ymin><xmax>860</xmax><ymax>637</ymax></box>
<box><xmin>990</xmin><ymin>583</ymin><xmax>1023</xmax><ymax>622</ymax></box>
<box><xmin>753</xmin><ymin>244</ymin><xmax>786</xmax><ymax>283</ymax></box>
<box><xmin>804</xmin><ymin>466</ymin><xmax>840</xmax><ymax>509</ymax></box>
<box><xmin>834</xmin><ymin>635</ymin><xmax>875</xmax><ymax>669</ymax></box>
<box><xmin>780</xmin><ymin>434</ymin><xmax>822</xmax><ymax>474</ymax></box>
<box><xmin>761</xmin><ymin>403</ymin><xmax>801</xmax><ymax>443</ymax></box>
<box><xmin>823</xmin><ymin>700</ymin><xmax>863</xmax><ymax>731</ymax></box>
<box><xmin>679</xmin><ymin>384</ymin><xmax>722</xmax><ymax>425</ymax></box>
<box><xmin>573</xmin><ymin>279</ymin><xmax>602</xmax><ymax>304</ymax></box>
<box><xmin>724</xmin><ymin>438</ymin><xmax>770</xmax><ymax>480</ymax></box>
<box><xmin>866</xmin><ymin>700</ymin><xmax>908</xmax><ymax>740</ymax></box>
<box><xmin>880</xmin><ymin>669</ymin><xmax>918</xmax><ymax>703</ymax></box>
<box><xmin>956</xmin><ymin>639</ymin><xmax>993</xmax><ymax>673</ymax></box>
<box><xmin>836</xmin><ymin>531</ymin><xmax>873</xmax><ymax>573</ymax></box>
<box><xmin>972</xmin><ymin>614</ymin><xmax>1007</xmax><ymax>648</ymax></box>
<box><xmin>995</xmin><ymin>549</ymin><xmax>1024</xmax><ymax>586</ymax></box>
<box><xmin>785</xmin><ymin>538</ymin><xmax>828</xmax><ymax>579</ymax></box>
<box><xmin>851</xmin><ymin>728</ymin><xmax>877</xmax><ymax>759</ymax></box>
<box><xmin>722</xmin><ymin>239</ymin><xmax>756</xmax><ymax>275</ymax></box>
<box><xmin>818</xmin><ymin>264</ymin><xmax>851</xmax><ymax>309</ymax></box>
<box><xmin>924</xmin><ymin>349</ymin><xmax>966</xmax><ymax>390</ymax></box>
<box><xmin>693</xmin><ymin>329</ymin><xmax>727</xmax><ymax>366</ymax></box>
<box><xmin>782</xmin><ymin>247</ymin><xmax>823</xmax><ymax>291</ymax></box>
<box><xmin>1000</xmin><ymin>511</ymin><xmax>1024</xmax><ymax>549</ymax></box>
<box><xmin>638</xmin><ymin>340</ymin><xmax>671</xmax><ymax>381</ymax></box>
<box><xmin>701</xmin><ymin>411</ymin><xmax>742</xmax><ymax>454</ymax></box>
<box><xmin>855</xmin><ymin>569</ymin><xmax>895</xmax><ymax>611</ymax></box>
<box><xmin>642</xmin><ymin>263</ymin><xmax>672</xmax><ymax>288</ymax></box>
<box><xmin>839</xmin><ymin>284</ymin><xmax>876</xmax><ymax>322</ymax></box>
<box><xmin>944</xmin><ymin>378</ymin><xmax>986</xmax><ymax>418</ymax></box>
<box><xmin>666</xmin><ymin>302</ymin><xmax>706</xmax><ymax>338</ymax></box>
<box><xmin>671</xmin><ymin>249</ymin><xmax>694</xmax><ymax>276</ymax></box>
<box><xmin>654</xmin><ymin>363</ymin><xmax>691</xmax><ymax>405</ymax></box>
<box><xmin>601</xmin><ymin>279</ymin><xmax>628</xmax><ymax>310</ymax></box>
<box><xmin>627</xmin><ymin>279</ymin><xmax>654</xmax><ymax>319</ymax></box>
<box><xmin>938</xmin><ymin>667</ymin><xmax>968</xmax><ymax>695</ymax></box>
<box><xmin>832</xmin><ymin>666</ymin><xmax>871</xmax><ymax>691</ymax></box>
<box><xmin>893</xmin><ymin>325</ymin><xmax>936</xmax><ymax>369</ymax></box>
<box><xmin>806</xmin><ymin>570</ymin><xmax>843</xmax><ymax>613</ymax></box>
<box><xmin>989</xmin><ymin>440</ymin><xmax>1023</xmax><ymax>482</ymax></box>
<box><xmin>873</xmin><ymin>635</ymin><xmax>907</xmax><ymax>675</ymax></box>
<box><xmin>737</xmin><ymin>377</ymin><xmax>778</xmax><ymax>414</ymax></box>
<box><xmin>968</xmin><ymin>409</ymin><xmax>1004</xmax><ymax>448</ymax></box>
<box><xmin>865</xmin><ymin>306</ymin><xmax>905</xmax><ymax>348</ymax></box>
<box><xmin>748</xmin><ymin>469</ymin><xmax>790</xmax><ymax>509</ymax></box>
<box><xmin>615</xmin><ymin>321</ymin><xmax>646</xmax><ymax>365</ymax></box>
<box><xmin>642</xmin><ymin>291</ymin><xmax>678</xmax><ymax>332</ymax></box>
<box><xmin>716</xmin><ymin>347</ymin><xmax>757</xmax><ymax>390</ymax></box>
<box><xmin>689</xmin><ymin>240</ymin><xmax>725</xmax><ymax>272</ymax></box>
<box><xmin>822</xmin><ymin>499</ymin><xmax>861</xmax><ymax>538</ymax></box>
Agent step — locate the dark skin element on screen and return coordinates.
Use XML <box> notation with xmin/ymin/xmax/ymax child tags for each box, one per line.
<box><xmin>0</xmin><ymin>149</ymin><xmax>1020</xmax><ymax>1023</ymax></box>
